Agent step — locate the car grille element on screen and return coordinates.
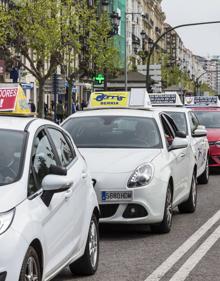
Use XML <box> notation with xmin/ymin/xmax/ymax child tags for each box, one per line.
<box><xmin>100</xmin><ymin>204</ymin><xmax>119</xmax><ymax>218</ymax></box>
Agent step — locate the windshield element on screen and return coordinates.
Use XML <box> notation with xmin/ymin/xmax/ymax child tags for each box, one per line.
<box><xmin>193</xmin><ymin>111</ymin><xmax>220</xmax><ymax>128</ymax></box>
<box><xmin>0</xmin><ymin>130</ymin><xmax>26</xmax><ymax>186</ymax></box>
<box><xmin>63</xmin><ymin>116</ymin><xmax>162</xmax><ymax>149</ymax></box>
<box><xmin>165</xmin><ymin>112</ymin><xmax>188</xmax><ymax>134</ymax></box>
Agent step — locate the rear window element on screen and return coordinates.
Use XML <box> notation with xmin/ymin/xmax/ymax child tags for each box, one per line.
<box><xmin>165</xmin><ymin>111</ymin><xmax>188</xmax><ymax>134</ymax></box>
<box><xmin>0</xmin><ymin>130</ymin><xmax>26</xmax><ymax>186</ymax></box>
<box><xmin>193</xmin><ymin>111</ymin><xmax>220</xmax><ymax>128</ymax></box>
<box><xmin>63</xmin><ymin>116</ymin><xmax>162</xmax><ymax>149</ymax></box>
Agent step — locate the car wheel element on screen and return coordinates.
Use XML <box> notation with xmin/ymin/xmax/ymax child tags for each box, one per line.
<box><xmin>151</xmin><ymin>184</ymin><xmax>173</xmax><ymax>234</ymax></box>
<box><xmin>19</xmin><ymin>246</ymin><xmax>41</xmax><ymax>281</ymax></box>
<box><xmin>197</xmin><ymin>158</ymin><xmax>209</xmax><ymax>184</ymax></box>
<box><xmin>178</xmin><ymin>173</ymin><xmax>197</xmax><ymax>213</ymax></box>
<box><xmin>69</xmin><ymin>214</ymin><xmax>99</xmax><ymax>276</ymax></box>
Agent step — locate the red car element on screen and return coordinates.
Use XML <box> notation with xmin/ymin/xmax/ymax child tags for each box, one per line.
<box><xmin>190</xmin><ymin>107</ymin><xmax>220</xmax><ymax>167</ymax></box>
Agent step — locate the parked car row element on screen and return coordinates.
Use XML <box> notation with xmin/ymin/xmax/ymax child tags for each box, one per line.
<box><xmin>0</xmin><ymin>85</ymin><xmax>214</xmax><ymax>281</ymax></box>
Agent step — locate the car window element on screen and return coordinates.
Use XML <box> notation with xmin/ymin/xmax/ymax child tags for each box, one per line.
<box><xmin>48</xmin><ymin>128</ymin><xmax>75</xmax><ymax>167</ymax></box>
<box><xmin>161</xmin><ymin>115</ymin><xmax>175</xmax><ymax>148</ymax></box>
<box><xmin>165</xmin><ymin>111</ymin><xmax>188</xmax><ymax>135</ymax></box>
<box><xmin>0</xmin><ymin>130</ymin><xmax>26</xmax><ymax>186</ymax></box>
<box><xmin>188</xmin><ymin>112</ymin><xmax>199</xmax><ymax>133</ymax></box>
<box><xmin>193</xmin><ymin>111</ymin><xmax>220</xmax><ymax>128</ymax></box>
<box><xmin>28</xmin><ymin>129</ymin><xmax>57</xmax><ymax>196</ymax></box>
<box><xmin>63</xmin><ymin>116</ymin><xmax>163</xmax><ymax>149</ymax></box>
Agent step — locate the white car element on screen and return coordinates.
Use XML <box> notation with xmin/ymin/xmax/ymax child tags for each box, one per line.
<box><xmin>155</xmin><ymin>107</ymin><xmax>209</xmax><ymax>184</ymax></box>
<box><xmin>0</xmin><ymin>116</ymin><xmax>99</xmax><ymax>281</ymax></box>
<box><xmin>62</xmin><ymin>108</ymin><xmax>197</xmax><ymax>233</ymax></box>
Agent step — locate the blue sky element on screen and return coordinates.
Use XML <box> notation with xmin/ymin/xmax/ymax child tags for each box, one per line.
<box><xmin>162</xmin><ymin>0</ymin><xmax>220</xmax><ymax>57</ymax></box>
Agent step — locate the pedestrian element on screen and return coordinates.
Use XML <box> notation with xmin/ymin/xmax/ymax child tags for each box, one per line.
<box><xmin>72</xmin><ymin>100</ymin><xmax>76</xmax><ymax>114</ymax></box>
<box><xmin>56</xmin><ymin>100</ymin><xmax>64</xmax><ymax>124</ymax></box>
<box><xmin>44</xmin><ymin>103</ymin><xmax>48</xmax><ymax>118</ymax></box>
<box><xmin>28</xmin><ymin>99</ymin><xmax>36</xmax><ymax>113</ymax></box>
<box><xmin>81</xmin><ymin>99</ymin><xmax>87</xmax><ymax>111</ymax></box>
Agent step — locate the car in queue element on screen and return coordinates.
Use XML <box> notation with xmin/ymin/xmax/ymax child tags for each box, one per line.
<box><xmin>0</xmin><ymin>84</ymin><xmax>99</xmax><ymax>281</ymax></box>
<box><xmin>185</xmin><ymin>95</ymin><xmax>220</xmax><ymax>168</ymax></box>
<box><xmin>149</xmin><ymin>93</ymin><xmax>209</xmax><ymax>184</ymax></box>
<box><xmin>62</xmin><ymin>90</ymin><xmax>197</xmax><ymax>234</ymax></box>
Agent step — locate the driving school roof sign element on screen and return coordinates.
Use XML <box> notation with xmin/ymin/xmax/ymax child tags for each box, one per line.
<box><xmin>0</xmin><ymin>83</ymin><xmax>31</xmax><ymax>115</ymax></box>
<box><xmin>0</xmin><ymin>85</ymin><xmax>18</xmax><ymax>111</ymax></box>
<box><xmin>185</xmin><ymin>96</ymin><xmax>220</xmax><ymax>106</ymax></box>
<box><xmin>149</xmin><ymin>93</ymin><xmax>183</xmax><ymax>106</ymax></box>
<box><xmin>90</xmin><ymin>92</ymin><xmax>129</xmax><ymax>108</ymax></box>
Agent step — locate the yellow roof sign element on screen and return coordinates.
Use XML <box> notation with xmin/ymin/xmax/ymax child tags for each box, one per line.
<box><xmin>89</xmin><ymin>92</ymin><xmax>129</xmax><ymax>108</ymax></box>
<box><xmin>0</xmin><ymin>83</ymin><xmax>32</xmax><ymax>116</ymax></box>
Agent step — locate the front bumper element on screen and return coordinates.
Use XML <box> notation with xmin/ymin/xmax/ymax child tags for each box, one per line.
<box><xmin>96</xmin><ymin>178</ymin><xmax>168</xmax><ymax>224</ymax></box>
<box><xmin>0</xmin><ymin>227</ymin><xmax>28</xmax><ymax>281</ymax></box>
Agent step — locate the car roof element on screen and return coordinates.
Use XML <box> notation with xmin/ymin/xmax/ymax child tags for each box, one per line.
<box><xmin>152</xmin><ymin>106</ymin><xmax>190</xmax><ymax>113</ymax></box>
<box><xmin>67</xmin><ymin>108</ymin><xmax>156</xmax><ymax>119</ymax></box>
<box><xmin>0</xmin><ymin>116</ymin><xmax>56</xmax><ymax>131</ymax></box>
<box><xmin>190</xmin><ymin>107</ymin><xmax>220</xmax><ymax>112</ymax></box>
<box><xmin>0</xmin><ymin>116</ymin><xmax>35</xmax><ymax>131</ymax></box>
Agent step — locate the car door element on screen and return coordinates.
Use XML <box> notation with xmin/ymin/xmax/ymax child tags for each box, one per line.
<box><xmin>161</xmin><ymin>114</ymin><xmax>189</xmax><ymax>205</ymax></box>
<box><xmin>27</xmin><ymin>127</ymin><xmax>81</xmax><ymax>277</ymax></box>
<box><xmin>188</xmin><ymin>111</ymin><xmax>206</xmax><ymax>176</ymax></box>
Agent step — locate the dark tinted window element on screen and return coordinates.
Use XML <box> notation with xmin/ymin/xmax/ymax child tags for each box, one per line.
<box><xmin>0</xmin><ymin>130</ymin><xmax>25</xmax><ymax>186</ymax></box>
<box><xmin>29</xmin><ymin>130</ymin><xmax>57</xmax><ymax>195</ymax></box>
<box><xmin>193</xmin><ymin>111</ymin><xmax>220</xmax><ymax>128</ymax></box>
<box><xmin>63</xmin><ymin>116</ymin><xmax>162</xmax><ymax>149</ymax></box>
<box><xmin>165</xmin><ymin>112</ymin><xmax>188</xmax><ymax>134</ymax></box>
<box><xmin>48</xmin><ymin>128</ymin><xmax>75</xmax><ymax>167</ymax></box>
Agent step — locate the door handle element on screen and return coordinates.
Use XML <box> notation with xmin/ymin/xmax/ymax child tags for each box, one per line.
<box><xmin>65</xmin><ymin>188</ymin><xmax>73</xmax><ymax>200</ymax></box>
<box><xmin>179</xmin><ymin>153</ymin><xmax>186</xmax><ymax>158</ymax></box>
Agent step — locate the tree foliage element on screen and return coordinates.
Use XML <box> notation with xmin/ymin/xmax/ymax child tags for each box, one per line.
<box><xmin>0</xmin><ymin>0</ymin><xmax>119</xmax><ymax>117</ymax></box>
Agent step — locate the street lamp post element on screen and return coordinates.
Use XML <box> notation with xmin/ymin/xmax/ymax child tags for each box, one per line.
<box><xmin>194</xmin><ymin>70</ymin><xmax>219</xmax><ymax>95</ymax></box>
<box><xmin>145</xmin><ymin>21</ymin><xmax>220</xmax><ymax>92</ymax></box>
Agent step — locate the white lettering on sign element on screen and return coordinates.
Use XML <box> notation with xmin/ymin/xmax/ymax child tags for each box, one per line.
<box><xmin>0</xmin><ymin>88</ymin><xmax>18</xmax><ymax>98</ymax></box>
<box><xmin>0</xmin><ymin>99</ymin><xmax>3</xmax><ymax>108</ymax></box>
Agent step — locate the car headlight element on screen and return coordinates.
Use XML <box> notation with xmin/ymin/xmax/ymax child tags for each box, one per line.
<box><xmin>0</xmin><ymin>209</ymin><xmax>15</xmax><ymax>235</ymax></box>
<box><xmin>128</xmin><ymin>163</ymin><xmax>154</xmax><ymax>188</ymax></box>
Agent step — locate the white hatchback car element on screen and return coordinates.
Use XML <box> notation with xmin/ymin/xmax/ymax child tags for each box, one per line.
<box><xmin>62</xmin><ymin>108</ymin><xmax>197</xmax><ymax>234</ymax></box>
<box><xmin>156</xmin><ymin>107</ymin><xmax>209</xmax><ymax>184</ymax></box>
<box><xmin>0</xmin><ymin>116</ymin><xmax>99</xmax><ymax>281</ymax></box>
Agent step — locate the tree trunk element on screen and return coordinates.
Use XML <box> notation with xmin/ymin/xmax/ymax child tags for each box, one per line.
<box><xmin>38</xmin><ymin>80</ymin><xmax>45</xmax><ymax>118</ymax></box>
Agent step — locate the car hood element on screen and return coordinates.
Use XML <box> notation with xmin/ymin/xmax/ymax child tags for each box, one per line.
<box><xmin>79</xmin><ymin>148</ymin><xmax>162</xmax><ymax>173</ymax></box>
<box><xmin>0</xmin><ymin>182</ymin><xmax>26</xmax><ymax>213</ymax></box>
<box><xmin>207</xmin><ymin>128</ymin><xmax>220</xmax><ymax>142</ymax></box>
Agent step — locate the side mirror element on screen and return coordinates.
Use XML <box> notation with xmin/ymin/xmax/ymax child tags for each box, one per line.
<box><xmin>176</xmin><ymin>131</ymin><xmax>187</xmax><ymax>138</ymax></box>
<box><xmin>41</xmin><ymin>174</ymin><xmax>73</xmax><ymax>207</ymax></box>
<box><xmin>192</xmin><ymin>125</ymin><xmax>207</xmax><ymax>138</ymax></box>
<box><xmin>169</xmin><ymin>137</ymin><xmax>188</xmax><ymax>151</ymax></box>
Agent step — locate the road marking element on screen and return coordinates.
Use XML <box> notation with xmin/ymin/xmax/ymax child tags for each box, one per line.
<box><xmin>144</xmin><ymin>210</ymin><xmax>220</xmax><ymax>281</ymax></box>
<box><xmin>170</xmin><ymin>224</ymin><xmax>220</xmax><ymax>281</ymax></box>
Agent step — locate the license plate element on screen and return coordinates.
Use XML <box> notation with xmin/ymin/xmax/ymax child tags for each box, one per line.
<box><xmin>101</xmin><ymin>191</ymin><xmax>133</xmax><ymax>202</ymax></box>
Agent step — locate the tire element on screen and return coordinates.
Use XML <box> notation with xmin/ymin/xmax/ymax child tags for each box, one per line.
<box><xmin>151</xmin><ymin>184</ymin><xmax>173</xmax><ymax>234</ymax></box>
<box><xmin>178</xmin><ymin>173</ymin><xmax>197</xmax><ymax>213</ymax></box>
<box><xmin>69</xmin><ymin>214</ymin><xmax>99</xmax><ymax>276</ymax></box>
<box><xmin>197</xmin><ymin>158</ymin><xmax>209</xmax><ymax>184</ymax></box>
<box><xmin>19</xmin><ymin>246</ymin><xmax>41</xmax><ymax>281</ymax></box>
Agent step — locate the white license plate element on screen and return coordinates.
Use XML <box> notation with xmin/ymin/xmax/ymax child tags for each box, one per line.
<box><xmin>101</xmin><ymin>191</ymin><xmax>133</xmax><ymax>202</ymax></box>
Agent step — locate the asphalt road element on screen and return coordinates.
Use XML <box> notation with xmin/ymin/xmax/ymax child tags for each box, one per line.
<box><xmin>53</xmin><ymin>171</ymin><xmax>220</xmax><ymax>281</ymax></box>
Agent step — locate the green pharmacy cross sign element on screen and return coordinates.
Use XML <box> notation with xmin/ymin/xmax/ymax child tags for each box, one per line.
<box><xmin>93</xmin><ymin>73</ymin><xmax>105</xmax><ymax>85</ymax></box>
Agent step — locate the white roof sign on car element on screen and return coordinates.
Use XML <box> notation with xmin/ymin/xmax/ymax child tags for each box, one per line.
<box><xmin>185</xmin><ymin>96</ymin><xmax>220</xmax><ymax>107</ymax></box>
<box><xmin>88</xmin><ymin>89</ymin><xmax>152</xmax><ymax>109</ymax></box>
<box><xmin>149</xmin><ymin>92</ymin><xmax>183</xmax><ymax>106</ymax></box>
